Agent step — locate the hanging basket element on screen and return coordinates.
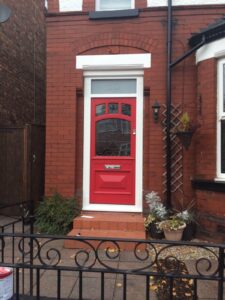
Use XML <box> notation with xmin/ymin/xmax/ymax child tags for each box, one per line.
<box><xmin>175</xmin><ymin>130</ymin><xmax>195</xmax><ymax>150</ymax></box>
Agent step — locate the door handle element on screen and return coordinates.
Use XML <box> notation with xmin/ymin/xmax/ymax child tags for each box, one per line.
<box><xmin>104</xmin><ymin>165</ymin><xmax>121</xmax><ymax>170</ymax></box>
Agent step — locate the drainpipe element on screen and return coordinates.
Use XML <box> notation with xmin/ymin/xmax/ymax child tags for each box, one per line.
<box><xmin>166</xmin><ymin>0</ymin><xmax>173</xmax><ymax>209</ymax></box>
<box><xmin>165</xmin><ymin>0</ymin><xmax>206</xmax><ymax>209</ymax></box>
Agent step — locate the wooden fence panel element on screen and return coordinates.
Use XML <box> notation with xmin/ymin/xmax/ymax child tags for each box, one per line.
<box><xmin>0</xmin><ymin>125</ymin><xmax>45</xmax><ymax>215</ymax></box>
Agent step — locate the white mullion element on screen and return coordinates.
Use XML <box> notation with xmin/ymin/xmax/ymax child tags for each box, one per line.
<box><xmin>83</xmin><ymin>77</ymin><xmax>91</xmax><ymax>208</ymax></box>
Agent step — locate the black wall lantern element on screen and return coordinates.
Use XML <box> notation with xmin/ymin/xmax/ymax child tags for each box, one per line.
<box><xmin>152</xmin><ymin>100</ymin><xmax>161</xmax><ymax>123</ymax></box>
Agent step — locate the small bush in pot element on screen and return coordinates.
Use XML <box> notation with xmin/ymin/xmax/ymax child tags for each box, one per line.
<box><xmin>35</xmin><ymin>193</ymin><xmax>80</xmax><ymax>235</ymax></box>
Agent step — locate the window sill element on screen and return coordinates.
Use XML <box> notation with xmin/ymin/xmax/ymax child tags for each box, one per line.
<box><xmin>214</xmin><ymin>177</ymin><xmax>225</xmax><ymax>182</ymax></box>
<box><xmin>89</xmin><ymin>9</ymin><xmax>139</xmax><ymax>20</ymax></box>
<box><xmin>192</xmin><ymin>179</ymin><xmax>225</xmax><ymax>193</ymax></box>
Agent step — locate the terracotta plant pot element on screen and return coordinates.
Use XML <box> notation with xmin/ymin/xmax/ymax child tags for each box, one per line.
<box><xmin>163</xmin><ymin>228</ymin><xmax>184</xmax><ymax>241</ymax></box>
<box><xmin>160</xmin><ymin>222</ymin><xmax>186</xmax><ymax>241</ymax></box>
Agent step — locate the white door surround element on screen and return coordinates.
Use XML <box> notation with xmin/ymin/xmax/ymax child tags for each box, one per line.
<box><xmin>76</xmin><ymin>54</ymin><xmax>151</xmax><ymax>212</ymax></box>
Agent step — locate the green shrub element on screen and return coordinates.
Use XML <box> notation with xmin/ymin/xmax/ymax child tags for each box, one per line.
<box><xmin>35</xmin><ymin>193</ymin><xmax>80</xmax><ymax>235</ymax></box>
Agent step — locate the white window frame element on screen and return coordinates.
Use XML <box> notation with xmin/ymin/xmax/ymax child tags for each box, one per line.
<box><xmin>216</xmin><ymin>58</ymin><xmax>225</xmax><ymax>180</ymax></box>
<box><xmin>96</xmin><ymin>0</ymin><xmax>135</xmax><ymax>11</ymax></box>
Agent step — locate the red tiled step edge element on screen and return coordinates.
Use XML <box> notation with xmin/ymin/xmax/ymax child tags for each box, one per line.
<box><xmin>72</xmin><ymin>212</ymin><xmax>145</xmax><ymax>231</ymax></box>
<box><xmin>64</xmin><ymin>212</ymin><xmax>146</xmax><ymax>250</ymax></box>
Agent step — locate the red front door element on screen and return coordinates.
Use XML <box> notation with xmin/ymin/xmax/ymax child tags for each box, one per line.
<box><xmin>90</xmin><ymin>98</ymin><xmax>136</xmax><ymax>205</ymax></box>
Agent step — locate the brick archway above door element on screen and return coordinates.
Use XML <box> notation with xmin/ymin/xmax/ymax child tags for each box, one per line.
<box><xmin>72</xmin><ymin>32</ymin><xmax>158</xmax><ymax>55</ymax></box>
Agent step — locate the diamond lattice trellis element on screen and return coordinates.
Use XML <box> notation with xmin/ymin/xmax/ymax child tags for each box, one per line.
<box><xmin>162</xmin><ymin>104</ymin><xmax>183</xmax><ymax>195</ymax></box>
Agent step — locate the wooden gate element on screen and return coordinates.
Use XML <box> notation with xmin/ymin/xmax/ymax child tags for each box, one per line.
<box><xmin>0</xmin><ymin>124</ymin><xmax>45</xmax><ymax>214</ymax></box>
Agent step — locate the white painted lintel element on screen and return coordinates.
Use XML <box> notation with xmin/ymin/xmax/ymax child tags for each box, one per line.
<box><xmin>76</xmin><ymin>54</ymin><xmax>151</xmax><ymax>70</ymax></box>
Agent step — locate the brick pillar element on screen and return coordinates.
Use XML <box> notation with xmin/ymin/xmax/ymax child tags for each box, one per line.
<box><xmin>83</xmin><ymin>0</ymin><xmax>95</xmax><ymax>11</ymax></box>
<box><xmin>138</xmin><ymin>0</ymin><xmax>148</xmax><ymax>8</ymax></box>
<box><xmin>47</xmin><ymin>0</ymin><xmax>59</xmax><ymax>13</ymax></box>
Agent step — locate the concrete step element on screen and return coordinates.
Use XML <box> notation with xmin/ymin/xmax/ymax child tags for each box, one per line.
<box><xmin>64</xmin><ymin>229</ymin><xmax>146</xmax><ymax>250</ymax></box>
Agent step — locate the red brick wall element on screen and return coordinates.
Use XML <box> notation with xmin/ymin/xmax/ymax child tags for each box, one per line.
<box><xmin>196</xmin><ymin>190</ymin><xmax>225</xmax><ymax>242</ymax></box>
<box><xmin>196</xmin><ymin>58</ymin><xmax>217</xmax><ymax>179</ymax></box>
<box><xmin>0</xmin><ymin>0</ymin><xmax>46</xmax><ymax>127</ymax></box>
<box><xmin>46</xmin><ymin>5</ymin><xmax>225</xmax><ymax>239</ymax></box>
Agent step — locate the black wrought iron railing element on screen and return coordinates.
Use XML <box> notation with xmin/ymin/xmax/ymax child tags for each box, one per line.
<box><xmin>0</xmin><ymin>232</ymin><xmax>224</xmax><ymax>300</ymax></box>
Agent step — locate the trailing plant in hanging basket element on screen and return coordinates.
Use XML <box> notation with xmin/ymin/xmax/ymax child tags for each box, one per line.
<box><xmin>172</xmin><ymin>112</ymin><xmax>199</xmax><ymax>150</ymax></box>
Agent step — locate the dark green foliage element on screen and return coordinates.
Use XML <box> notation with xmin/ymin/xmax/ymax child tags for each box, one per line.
<box><xmin>35</xmin><ymin>193</ymin><xmax>80</xmax><ymax>235</ymax></box>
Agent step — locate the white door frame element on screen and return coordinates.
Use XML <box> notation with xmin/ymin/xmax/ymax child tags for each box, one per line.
<box><xmin>76</xmin><ymin>54</ymin><xmax>151</xmax><ymax>212</ymax></box>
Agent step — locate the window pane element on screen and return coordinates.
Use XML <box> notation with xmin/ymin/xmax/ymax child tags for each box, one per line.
<box><xmin>96</xmin><ymin>119</ymin><xmax>130</xmax><ymax>156</ymax></box>
<box><xmin>223</xmin><ymin>64</ymin><xmax>225</xmax><ymax>112</ymax></box>
<box><xmin>96</xmin><ymin>104</ymin><xmax>106</xmax><ymax>116</ymax></box>
<box><xmin>221</xmin><ymin>121</ymin><xmax>225</xmax><ymax>173</ymax></box>
<box><xmin>99</xmin><ymin>0</ymin><xmax>131</xmax><ymax>10</ymax></box>
<box><xmin>108</xmin><ymin>103</ymin><xmax>118</xmax><ymax>114</ymax></box>
<box><xmin>91</xmin><ymin>79</ymin><xmax>136</xmax><ymax>94</ymax></box>
<box><xmin>122</xmin><ymin>104</ymin><xmax>131</xmax><ymax>116</ymax></box>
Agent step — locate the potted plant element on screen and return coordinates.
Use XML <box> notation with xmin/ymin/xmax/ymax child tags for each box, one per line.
<box><xmin>174</xmin><ymin>199</ymin><xmax>197</xmax><ymax>241</ymax></box>
<box><xmin>172</xmin><ymin>112</ymin><xmax>197</xmax><ymax>150</ymax></box>
<box><xmin>175</xmin><ymin>209</ymin><xmax>197</xmax><ymax>241</ymax></box>
<box><xmin>144</xmin><ymin>192</ymin><xmax>168</xmax><ymax>239</ymax></box>
<box><xmin>159</xmin><ymin>216</ymin><xmax>186</xmax><ymax>241</ymax></box>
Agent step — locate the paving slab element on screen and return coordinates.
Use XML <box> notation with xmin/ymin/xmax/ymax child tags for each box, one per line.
<box><xmin>70</xmin><ymin>276</ymin><xmax>115</xmax><ymax>300</ymax></box>
<box><xmin>33</xmin><ymin>270</ymin><xmax>78</xmax><ymax>298</ymax></box>
<box><xmin>112</xmin><ymin>273</ymin><xmax>157</xmax><ymax>300</ymax></box>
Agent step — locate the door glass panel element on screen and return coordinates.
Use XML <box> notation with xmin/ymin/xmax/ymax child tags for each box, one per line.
<box><xmin>96</xmin><ymin>119</ymin><xmax>131</xmax><ymax>156</ymax></box>
<box><xmin>96</xmin><ymin>104</ymin><xmax>106</xmax><ymax>116</ymax></box>
<box><xmin>91</xmin><ymin>79</ymin><xmax>136</xmax><ymax>94</ymax></box>
<box><xmin>122</xmin><ymin>104</ymin><xmax>131</xmax><ymax>116</ymax></box>
<box><xmin>108</xmin><ymin>103</ymin><xmax>118</xmax><ymax>114</ymax></box>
